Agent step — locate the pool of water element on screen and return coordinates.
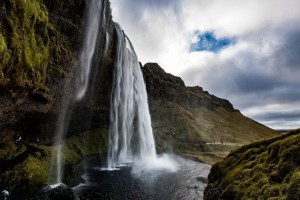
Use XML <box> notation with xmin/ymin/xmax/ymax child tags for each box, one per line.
<box><xmin>72</xmin><ymin>155</ymin><xmax>211</xmax><ymax>200</ymax></box>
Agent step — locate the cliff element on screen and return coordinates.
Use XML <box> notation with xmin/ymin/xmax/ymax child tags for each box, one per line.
<box><xmin>204</xmin><ymin>129</ymin><xmax>300</xmax><ymax>199</ymax></box>
<box><xmin>142</xmin><ymin>63</ymin><xmax>279</xmax><ymax>164</ymax></box>
<box><xmin>0</xmin><ymin>0</ymin><xmax>116</xmax><ymax>198</ymax></box>
<box><xmin>0</xmin><ymin>0</ymin><xmax>280</xmax><ymax>198</ymax></box>
<box><xmin>0</xmin><ymin>0</ymin><xmax>116</xmax><ymax>143</ymax></box>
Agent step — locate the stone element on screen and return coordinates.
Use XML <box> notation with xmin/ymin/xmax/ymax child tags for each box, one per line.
<box><xmin>34</xmin><ymin>183</ymin><xmax>79</xmax><ymax>200</ymax></box>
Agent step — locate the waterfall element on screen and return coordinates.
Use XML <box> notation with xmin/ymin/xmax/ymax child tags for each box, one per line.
<box><xmin>52</xmin><ymin>0</ymin><xmax>102</xmax><ymax>184</ymax></box>
<box><xmin>107</xmin><ymin>23</ymin><xmax>157</xmax><ymax>169</ymax></box>
<box><xmin>51</xmin><ymin>0</ymin><xmax>176</xmax><ymax>184</ymax></box>
<box><xmin>76</xmin><ymin>0</ymin><xmax>102</xmax><ymax>100</ymax></box>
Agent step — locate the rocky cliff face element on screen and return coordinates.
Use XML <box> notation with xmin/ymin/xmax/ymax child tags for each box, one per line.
<box><xmin>142</xmin><ymin>63</ymin><xmax>279</xmax><ymax>164</ymax></box>
<box><xmin>143</xmin><ymin>62</ymin><xmax>235</xmax><ymax>112</ymax></box>
<box><xmin>0</xmin><ymin>0</ymin><xmax>116</xmax><ymax>197</ymax></box>
<box><xmin>0</xmin><ymin>0</ymin><xmax>277</xmax><ymax>150</ymax></box>
<box><xmin>0</xmin><ymin>0</ymin><xmax>280</xmax><ymax>197</ymax></box>
<box><xmin>0</xmin><ymin>0</ymin><xmax>116</xmax><ymax>144</ymax></box>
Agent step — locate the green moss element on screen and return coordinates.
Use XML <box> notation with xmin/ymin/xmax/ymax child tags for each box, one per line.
<box><xmin>0</xmin><ymin>0</ymin><xmax>72</xmax><ymax>92</ymax></box>
<box><xmin>0</xmin><ymin>129</ymin><xmax>109</xmax><ymax>195</ymax></box>
<box><xmin>0</xmin><ymin>33</ymin><xmax>7</xmax><ymax>52</ymax></box>
<box><xmin>23</xmin><ymin>154</ymin><xmax>50</xmax><ymax>186</ymax></box>
<box><xmin>287</xmin><ymin>170</ymin><xmax>300</xmax><ymax>198</ymax></box>
<box><xmin>205</xmin><ymin>129</ymin><xmax>300</xmax><ymax>199</ymax></box>
<box><xmin>0</xmin><ymin>33</ymin><xmax>11</xmax><ymax>78</ymax></box>
<box><xmin>0</xmin><ymin>131</ymin><xmax>27</xmax><ymax>161</ymax></box>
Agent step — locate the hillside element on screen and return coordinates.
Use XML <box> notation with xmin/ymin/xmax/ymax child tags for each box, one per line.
<box><xmin>204</xmin><ymin>129</ymin><xmax>300</xmax><ymax>199</ymax></box>
<box><xmin>0</xmin><ymin>0</ymin><xmax>280</xmax><ymax>197</ymax></box>
<box><xmin>143</xmin><ymin>63</ymin><xmax>279</xmax><ymax>163</ymax></box>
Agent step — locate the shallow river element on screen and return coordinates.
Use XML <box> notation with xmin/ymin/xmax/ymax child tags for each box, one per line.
<box><xmin>73</xmin><ymin>155</ymin><xmax>211</xmax><ymax>200</ymax></box>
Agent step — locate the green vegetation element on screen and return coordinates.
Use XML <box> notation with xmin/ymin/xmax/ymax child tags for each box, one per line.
<box><xmin>204</xmin><ymin>129</ymin><xmax>300</xmax><ymax>199</ymax></box>
<box><xmin>0</xmin><ymin>0</ymin><xmax>72</xmax><ymax>92</ymax></box>
<box><xmin>0</xmin><ymin>129</ymin><xmax>109</xmax><ymax>195</ymax></box>
<box><xmin>0</xmin><ymin>33</ymin><xmax>10</xmax><ymax>76</ymax></box>
<box><xmin>152</xmin><ymin>102</ymin><xmax>278</xmax><ymax>164</ymax></box>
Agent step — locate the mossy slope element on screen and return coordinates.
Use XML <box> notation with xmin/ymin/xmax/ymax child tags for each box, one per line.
<box><xmin>204</xmin><ymin>129</ymin><xmax>300</xmax><ymax>199</ymax></box>
<box><xmin>0</xmin><ymin>0</ymin><xmax>72</xmax><ymax>92</ymax></box>
<box><xmin>0</xmin><ymin>129</ymin><xmax>109</xmax><ymax>198</ymax></box>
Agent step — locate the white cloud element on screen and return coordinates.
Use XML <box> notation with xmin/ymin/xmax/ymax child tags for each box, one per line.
<box><xmin>110</xmin><ymin>0</ymin><xmax>300</xmax><ymax>129</ymax></box>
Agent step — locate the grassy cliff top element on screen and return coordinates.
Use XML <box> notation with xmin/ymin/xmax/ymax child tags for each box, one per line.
<box><xmin>204</xmin><ymin>128</ymin><xmax>300</xmax><ymax>199</ymax></box>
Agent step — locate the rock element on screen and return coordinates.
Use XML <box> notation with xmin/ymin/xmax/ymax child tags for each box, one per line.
<box><xmin>0</xmin><ymin>0</ymin><xmax>116</xmax><ymax>143</ymax></box>
<box><xmin>0</xmin><ymin>0</ymin><xmax>115</xmax><ymax>197</ymax></box>
<box><xmin>34</xmin><ymin>183</ymin><xmax>79</xmax><ymax>200</ymax></box>
<box><xmin>142</xmin><ymin>62</ymin><xmax>235</xmax><ymax>111</ymax></box>
<box><xmin>142</xmin><ymin>63</ymin><xmax>278</xmax><ymax>163</ymax></box>
<box><xmin>0</xmin><ymin>0</ymin><xmax>279</xmax><ymax>197</ymax></box>
<box><xmin>0</xmin><ymin>190</ymin><xmax>9</xmax><ymax>200</ymax></box>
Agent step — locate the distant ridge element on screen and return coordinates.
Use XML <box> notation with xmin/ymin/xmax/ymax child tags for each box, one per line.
<box><xmin>142</xmin><ymin>63</ymin><xmax>279</xmax><ymax>164</ymax></box>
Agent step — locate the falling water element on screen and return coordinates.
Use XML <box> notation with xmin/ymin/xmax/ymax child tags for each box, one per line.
<box><xmin>107</xmin><ymin>24</ymin><xmax>177</xmax><ymax>173</ymax></box>
<box><xmin>53</xmin><ymin>0</ymin><xmax>102</xmax><ymax>184</ymax></box>
<box><xmin>76</xmin><ymin>0</ymin><xmax>102</xmax><ymax>100</ymax></box>
<box><xmin>104</xmin><ymin>31</ymin><xmax>110</xmax><ymax>56</ymax></box>
<box><xmin>53</xmin><ymin>100</ymin><xmax>70</xmax><ymax>184</ymax></box>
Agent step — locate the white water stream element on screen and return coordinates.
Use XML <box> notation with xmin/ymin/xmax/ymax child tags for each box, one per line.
<box><xmin>76</xmin><ymin>0</ymin><xmax>102</xmax><ymax>100</ymax></box>
<box><xmin>53</xmin><ymin>0</ymin><xmax>102</xmax><ymax>184</ymax></box>
<box><xmin>107</xmin><ymin>23</ymin><xmax>177</xmax><ymax>173</ymax></box>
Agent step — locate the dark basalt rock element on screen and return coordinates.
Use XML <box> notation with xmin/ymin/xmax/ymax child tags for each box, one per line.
<box><xmin>0</xmin><ymin>0</ymin><xmax>116</xmax><ymax>144</ymax></box>
<box><xmin>0</xmin><ymin>0</ymin><xmax>116</xmax><ymax>197</ymax></box>
<box><xmin>34</xmin><ymin>183</ymin><xmax>79</xmax><ymax>200</ymax></box>
<box><xmin>142</xmin><ymin>62</ymin><xmax>237</xmax><ymax>112</ymax></box>
<box><xmin>0</xmin><ymin>0</ymin><xmax>279</xmax><ymax>198</ymax></box>
<box><xmin>0</xmin><ymin>190</ymin><xmax>9</xmax><ymax>200</ymax></box>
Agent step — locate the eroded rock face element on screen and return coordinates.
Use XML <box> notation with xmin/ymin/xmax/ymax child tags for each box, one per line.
<box><xmin>142</xmin><ymin>63</ymin><xmax>278</xmax><ymax>163</ymax></box>
<box><xmin>0</xmin><ymin>0</ymin><xmax>280</xmax><ymax>198</ymax></box>
<box><xmin>0</xmin><ymin>0</ymin><xmax>116</xmax><ymax>143</ymax></box>
<box><xmin>0</xmin><ymin>1</ymin><xmax>116</xmax><ymax>196</ymax></box>
<box><xmin>142</xmin><ymin>62</ymin><xmax>236</xmax><ymax>112</ymax></box>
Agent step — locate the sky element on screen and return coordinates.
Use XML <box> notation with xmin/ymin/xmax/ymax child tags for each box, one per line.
<box><xmin>110</xmin><ymin>0</ymin><xmax>300</xmax><ymax>130</ymax></box>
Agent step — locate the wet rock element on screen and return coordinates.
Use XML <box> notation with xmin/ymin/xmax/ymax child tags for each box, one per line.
<box><xmin>0</xmin><ymin>0</ymin><xmax>116</xmax><ymax>143</ymax></box>
<box><xmin>0</xmin><ymin>190</ymin><xmax>9</xmax><ymax>200</ymax></box>
<box><xmin>34</xmin><ymin>183</ymin><xmax>79</xmax><ymax>200</ymax></box>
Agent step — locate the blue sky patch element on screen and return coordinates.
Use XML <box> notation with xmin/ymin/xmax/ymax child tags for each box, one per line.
<box><xmin>190</xmin><ymin>31</ymin><xmax>235</xmax><ymax>53</ymax></box>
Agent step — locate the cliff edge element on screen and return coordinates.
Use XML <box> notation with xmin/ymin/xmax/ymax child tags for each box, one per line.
<box><xmin>143</xmin><ymin>63</ymin><xmax>279</xmax><ymax>164</ymax></box>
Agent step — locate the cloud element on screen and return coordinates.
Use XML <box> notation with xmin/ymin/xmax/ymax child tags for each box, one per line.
<box><xmin>110</xmin><ymin>0</ymin><xmax>300</xmax><ymax>129</ymax></box>
<box><xmin>242</xmin><ymin>104</ymin><xmax>300</xmax><ymax>129</ymax></box>
<box><xmin>180</xmin><ymin>26</ymin><xmax>300</xmax><ymax>129</ymax></box>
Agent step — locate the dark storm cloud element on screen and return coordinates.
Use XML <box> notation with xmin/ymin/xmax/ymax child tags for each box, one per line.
<box><xmin>233</xmin><ymin>72</ymin><xmax>279</xmax><ymax>93</ymax></box>
<box><xmin>275</xmin><ymin>28</ymin><xmax>300</xmax><ymax>70</ymax></box>
<box><xmin>255</xmin><ymin>111</ymin><xmax>300</xmax><ymax>121</ymax></box>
